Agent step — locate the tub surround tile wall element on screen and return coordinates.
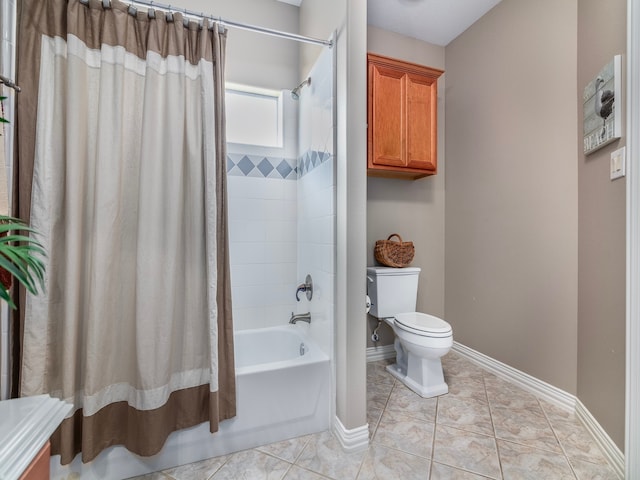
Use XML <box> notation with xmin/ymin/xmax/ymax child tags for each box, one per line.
<box><xmin>227</xmin><ymin>48</ymin><xmax>334</xmax><ymax>353</ymax></box>
<box><xmin>227</xmin><ymin>174</ymin><xmax>298</xmax><ymax>331</ymax></box>
<box><xmin>296</xmin><ymin>46</ymin><xmax>335</xmax><ymax>357</ymax></box>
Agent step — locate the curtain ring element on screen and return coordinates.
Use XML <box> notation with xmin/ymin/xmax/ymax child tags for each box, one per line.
<box><xmin>166</xmin><ymin>6</ymin><xmax>173</xmax><ymax>22</ymax></box>
<box><xmin>148</xmin><ymin>1</ymin><xmax>156</xmax><ymax>19</ymax></box>
<box><xmin>182</xmin><ymin>8</ymin><xmax>189</xmax><ymax>28</ymax></box>
<box><xmin>102</xmin><ymin>0</ymin><xmax>111</xmax><ymax>9</ymax></box>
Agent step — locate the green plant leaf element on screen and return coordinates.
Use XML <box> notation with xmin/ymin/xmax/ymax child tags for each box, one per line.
<box><xmin>0</xmin><ymin>215</ymin><xmax>47</xmax><ymax>307</ymax></box>
<box><xmin>0</xmin><ymin>285</ymin><xmax>15</xmax><ymax>309</ymax></box>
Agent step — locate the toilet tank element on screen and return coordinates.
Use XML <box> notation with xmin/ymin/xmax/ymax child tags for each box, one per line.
<box><xmin>366</xmin><ymin>266</ymin><xmax>421</xmax><ymax>318</ymax></box>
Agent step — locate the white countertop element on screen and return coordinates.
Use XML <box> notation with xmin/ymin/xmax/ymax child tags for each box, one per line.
<box><xmin>0</xmin><ymin>395</ymin><xmax>72</xmax><ymax>480</ymax></box>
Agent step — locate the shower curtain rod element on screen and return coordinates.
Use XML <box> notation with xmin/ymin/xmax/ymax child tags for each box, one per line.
<box><xmin>0</xmin><ymin>74</ymin><xmax>20</xmax><ymax>92</ymax></box>
<box><xmin>127</xmin><ymin>0</ymin><xmax>333</xmax><ymax>48</ymax></box>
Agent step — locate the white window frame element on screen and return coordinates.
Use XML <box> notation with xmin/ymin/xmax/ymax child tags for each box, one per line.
<box><xmin>225</xmin><ymin>82</ymin><xmax>284</xmax><ymax>148</ymax></box>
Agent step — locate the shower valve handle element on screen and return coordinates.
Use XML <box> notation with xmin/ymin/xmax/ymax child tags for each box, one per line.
<box><xmin>296</xmin><ymin>274</ymin><xmax>313</xmax><ymax>301</ymax></box>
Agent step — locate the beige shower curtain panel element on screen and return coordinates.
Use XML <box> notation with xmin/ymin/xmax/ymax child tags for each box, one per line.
<box><xmin>14</xmin><ymin>0</ymin><xmax>235</xmax><ymax>464</ymax></box>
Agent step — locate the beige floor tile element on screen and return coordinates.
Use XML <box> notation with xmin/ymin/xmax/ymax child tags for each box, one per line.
<box><xmin>282</xmin><ymin>465</ymin><xmax>331</xmax><ymax>480</ymax></box>
<box><xmin>372</xmin><ymin>409</ymin><xmax>435</xmax><ymax>459</ymax></box>
<box><xmin>436</xmin><ymin>395</ymin><xmax>494</xmax><ymax>436</ymax></box>
<box><xmin>367</xmin><ymin>404</ymin><xmax>384</xmax><ymax>438</ymax></box>
<box><xmin>539</xmin><ymin>399</ymin><xmax>577</xmax><ymax>424</ymax></box>
<box><xmin>430</xmin><ymin>462</ymin><xmax>494</xmax><ymax>479</ymax></box>
<box><xmin>441</xmin><ymin>352</ymin><xmax>486</xmax><ymax>377</ymax></box>
<box><xmin>367</xmin><ymin>360</ymin><xmax>396</xmax><ymax>387</ymax></box>
<box><xmin>257</xmin><ymin>435</ymin><xmax>314</xmax><ymax>463</ymax></box>
<box><xmin>162</xmin><ymin>455</ymin><xmax>229</xmax><ymax>479</ymax></box>
<box><xmin>432</xmin><ymin>425</ymin><xmax>501</xmax><ymax>479</ymax></box>
<box><xmin>569</xmin><ymin>457</ymin><xmax>620</xmax><ymax>480</ymax></box>
<box><xmin>484</xmin><ymin>377</ymin><xmax>540</xmax><ymax>410</ymax></box>
<box><xmin>491</xmin><ymin>404</ymin><xmax>562</xmax><ymax>453</ymax></box>
<box><xmin>552</xmin><ymin>418</ymin><xmax>610</xmax><ymax>466</ymax></box>
<box><xmin>295</xmin><ymin>430</ymin><xmax>366</xmax><ymax>480</ymax></box>
<box><xmin>385</xmin><ymin>383</ymin><xmax>438</xmax><ymax>423</ymax></box>
<box><xmin>209</xmin><ymin>449</ymin><xmax>291</xmax><ymax>480</ymax></box>
<box><xmin>368</xmin><ymin>381</ymin><xmax>394</xmax><ymax>410</ymax></box>
<box><xmin>356</xmin><ymin>444</ymin><xmax>430</xmax><ymax>480</ymax></box>
<box><xmin>126</xmin><ymin>473</ymin><xmax>175</xmax><ymax>480</ymax></box>
<box><xmin>444</xmin><ymin>375</ymin><xmax>488</xmax><ymax>404</ymax></box>
<box><xmin>498</xmin><ymin>440</ymin><xmax>575</xmax><ymax>479</ymax></box>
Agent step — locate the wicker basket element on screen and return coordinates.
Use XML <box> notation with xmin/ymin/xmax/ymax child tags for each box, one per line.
<box><xmin>374</xmin><ymin>233</ymin><xmax>415</xmax><ymax>268</ymax></box>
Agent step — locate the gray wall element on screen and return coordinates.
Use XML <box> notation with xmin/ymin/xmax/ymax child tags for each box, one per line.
<box><xmin>444</xmin><ymin>0</ymin><xmax>579</xmax><ymax>396</ymax></box>
<box><xmin>577</xmin><ymin>0</ymin><xmax>626</xmax><ymax>451</ymax></box>
<box><xmin>366</xmin><ymin>27</ymin><xmax>446</xmax><ymax>348</ymax></box>
<box><xmin>170</xmin><ymin>0</ymin><xmax>299</xmax><ymax>89</ymax></box>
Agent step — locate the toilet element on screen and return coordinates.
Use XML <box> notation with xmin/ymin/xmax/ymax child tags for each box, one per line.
<box><xmin>367</xmin><ymin>266</ymin><xmax>453</xmax><ymax>398</ymax></box>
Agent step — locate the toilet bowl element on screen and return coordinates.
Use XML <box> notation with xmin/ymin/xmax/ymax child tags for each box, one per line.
<box><xmin>367</xmin><ymin>266</ymin><xmax>453</xmax><ymax>398</ymax></box>
<box><xmin>384</xmin><ymin>312</ymin><xmax>452</xmax><ymax>398</ymax></box>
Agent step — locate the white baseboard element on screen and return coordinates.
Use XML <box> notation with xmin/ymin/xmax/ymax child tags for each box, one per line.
<box><xmin>366</xmin><ymin>344</ymin><xmax>395</xmax><ymax>362</ymax></box>
<box><xmin>332</xmin><ymin>416</ymin><xmax>369</xmax><ymax>453</ymax></box>
<box><xmin>452</xmin><ymin>342</ymin><xmax>624</xmax><ymax>478</ymax></box>
<box><xmin>576</xmin><ymin>399</ymin><xmax>625</xmax><ymax>479</ymax></box>
<box><xmin>452</xmin><ymin>342</ymin><xmax>576</xmax><ymax>412</ymax></box>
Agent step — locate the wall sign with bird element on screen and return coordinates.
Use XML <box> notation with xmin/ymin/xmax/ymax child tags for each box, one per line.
<box><xmin>583</xmin><ymin>55</ymin><xmax>622</xmax><ymax>155</ymax></box>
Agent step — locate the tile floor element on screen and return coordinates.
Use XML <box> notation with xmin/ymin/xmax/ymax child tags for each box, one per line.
<box><xmin>130</xmin><ymin>352</ymin><xmax>620</xmax><ymax>479</ymax></box>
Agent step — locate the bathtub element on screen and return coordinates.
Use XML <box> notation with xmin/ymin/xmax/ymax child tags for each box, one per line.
<box><xmin>50</xmin><ymin>325</ymin><xmax>331</xmax><ymax>480</ymax></box>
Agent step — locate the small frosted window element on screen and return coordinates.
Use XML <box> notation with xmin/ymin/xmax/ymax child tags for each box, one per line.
<box><xmin>225</xmin><ymin>85</ymin><xmax>283</xmax><ymax>147</ymax></box>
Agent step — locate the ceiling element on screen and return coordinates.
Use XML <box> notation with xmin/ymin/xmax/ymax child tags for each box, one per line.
<box><xmin>276</xmin><ymin>0</ymin><xmax>502</xmax><ymax>47</ymax></box>
<box><xmin>367</xmin><ymin>0</ymin><xmax>502</xmax><ymax>46</ymax></box>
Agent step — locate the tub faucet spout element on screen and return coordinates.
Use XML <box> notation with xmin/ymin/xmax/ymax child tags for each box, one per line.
<box><xmin>289</xmin><ymin>312</ymin><xmax>311</xmax><ymax>324</ymax></box>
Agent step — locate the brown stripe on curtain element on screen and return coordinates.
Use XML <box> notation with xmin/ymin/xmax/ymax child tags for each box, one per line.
<box><xmin>14</xmin><ymin>0</ymin><xmax>235</xmax><ymax>464</ymax></box>
<box><xmin>53</xmin><ymin>384</ymin><xmax>219</xmax><ymax>464</ymax></box>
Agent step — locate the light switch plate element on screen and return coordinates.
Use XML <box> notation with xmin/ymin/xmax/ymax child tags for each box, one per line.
<box><xmin>611</xmin><ymin>146</ymin><xmax>626</xmax><ymax>180</ymax></box>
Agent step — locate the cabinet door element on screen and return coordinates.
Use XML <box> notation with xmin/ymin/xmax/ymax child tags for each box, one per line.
<box><xmin>406</xmin><ymin>73</ymin><xmax>437</xmax><ymax>172</ymax></box>
<box><xmin>368</xmin><ymin>63</ymin><xmax>406</xmax><ymax>168</ymax></box>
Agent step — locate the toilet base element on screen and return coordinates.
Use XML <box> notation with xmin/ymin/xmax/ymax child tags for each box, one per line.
<box><xmin>386</xmin><ymin>358</ymin><xmax>449</xmax><ymax>399</ymax></box>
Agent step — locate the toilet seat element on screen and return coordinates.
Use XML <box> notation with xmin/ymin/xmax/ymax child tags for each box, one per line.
<box><xmin>394</xmin><ymin>312</ymin><xmax>452</xmax><ymax>338</ymax></box>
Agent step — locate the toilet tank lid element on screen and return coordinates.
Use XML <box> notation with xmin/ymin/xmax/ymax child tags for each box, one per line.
<box><xmin>367</xmin><ymin>266</ymin><xmax>421</xmax><ymax>276</ymax></box>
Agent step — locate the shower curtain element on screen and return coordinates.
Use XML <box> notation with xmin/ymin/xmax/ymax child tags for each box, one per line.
<box><xmin>13</xmin><ymin>0</ymin><xmax>235</xmax><ymax>464</ymax></box>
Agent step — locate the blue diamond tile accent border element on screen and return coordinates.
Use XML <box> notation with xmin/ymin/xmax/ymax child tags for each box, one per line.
<box><xmin>257</xmin><ymin>157</ymin><xmax>275</xmax><ymax>177</ymax></box>
<box><xmin>226</xmin><ymin>155</ymin><xmax>235</xmax><ymax>172</ymax></box>
<box><xmin>237</xmin><ymin>155</ymin><xmax>254</xmax><ymax>176</ymax></box>
<box><xmin>225</xmin><ymin>150</ymin><xmax>329</xmax><ymax>180</ymax></box>
<box><xmin>226</xmin><ymin>153</ymin><xmax>297</xmax><ymax>180</ymax></box>
<box><xmin>297</xmin><ymin>148</ymin><xmax>333</xmax><ymax>178</ymax></box>
<box><xmin>276</xmin><ymin>160</ymin><xmax>293</xmax><ymax>179</ymax></box>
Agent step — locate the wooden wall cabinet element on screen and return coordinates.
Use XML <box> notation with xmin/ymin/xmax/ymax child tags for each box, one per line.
<box><xmin>367</xmin><ymin>53</ymin><xmax>444</xmax><ymax>180</ymax></box>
